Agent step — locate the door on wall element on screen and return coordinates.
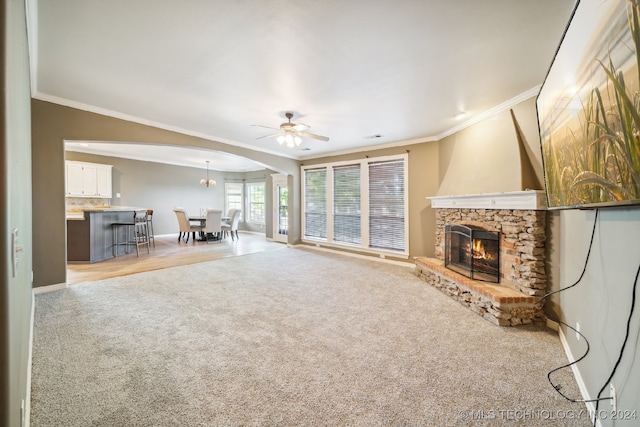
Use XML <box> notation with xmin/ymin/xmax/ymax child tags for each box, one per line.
<box><xmin>272</xmin><ymin>175</ymin><xmax>288</xmax><ymax>243</ymax></box>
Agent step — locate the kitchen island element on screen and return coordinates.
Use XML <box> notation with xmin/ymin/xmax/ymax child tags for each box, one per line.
<box><xmin>67</xmin><ymin>207</ymin><xmax>146</xmax><ymax>263</ymax></box>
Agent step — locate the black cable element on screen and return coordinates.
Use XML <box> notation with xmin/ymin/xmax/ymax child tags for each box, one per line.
<box><xmin>538</xmin><ymin>209</ymin><xmax>600</xmax><ymax>404</ymax></box>
<box><xmin>592</xmin><ymin>260</ymin><xmax>640</xmax><ymax>425</ymax></box>
<box><xmin>540</xmin><ymin>209</ymin><xmax>599</xmax><ymax>302</ymax></box>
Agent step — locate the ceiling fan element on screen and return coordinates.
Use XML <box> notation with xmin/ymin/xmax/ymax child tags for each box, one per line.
<box><xmin>253</xmin><ymin>112</ymin><xmax>329</xmax><ymax>148</ymax></box>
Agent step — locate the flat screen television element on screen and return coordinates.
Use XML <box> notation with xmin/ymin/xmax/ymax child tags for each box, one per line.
<box><xmin>537</xmin><ymin>0</ymin><xmax>640</xmax><ymax>209</ymax></box>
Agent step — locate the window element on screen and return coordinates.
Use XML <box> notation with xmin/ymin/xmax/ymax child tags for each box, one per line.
<box><xmin>333</xmin><ymin>164</ymin><xmax>361</xmax><ymax>245</ymax></box>
<box><xmin>368</xmin><ymin>160</ymin><xmax>405</xmax><ymax>251</ymax></box>
<box><xmin>277</xmin><ymin>184</ymin><xmax>289</xmax><ymax>236</ymax></box>
<box><xmin>246</xmin><ymin>182</ymin><xmax>265</xmax><ymax>224</ymax></box>
<box><xmin>302</xmin><ymin>155</ymin><xmax>407</xmax><ymax>254</ymax></box>
<box><xmin>225</xmin><ymin>182</ymin><xmax>243</xmax><ymax>217</ymax></box>
<box><xmin>304</xmin><ymin>168</ymin><xmax>327</xmax><ymax>239</ymax></box>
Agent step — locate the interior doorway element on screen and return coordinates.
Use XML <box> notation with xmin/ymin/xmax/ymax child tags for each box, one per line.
<box><xmin>272</xmin><ymin>174</ymin><xmax>288</xmax><ymax>243</ymax></box>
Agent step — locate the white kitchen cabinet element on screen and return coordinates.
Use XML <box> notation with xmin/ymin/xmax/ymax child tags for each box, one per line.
<box><xmin>66</xmin><ymin>162</ymin><xmax>85</xmax><ymax>196</ymax></box>
<box><xmin>66</xmin><ymin>161</ymin><xmax>112</xmax><ymax>198</ymax></box>
<box><xmin>95</xmin><ymin>165</ymin><xmax>112</xmax><ymax>197</ymax></box>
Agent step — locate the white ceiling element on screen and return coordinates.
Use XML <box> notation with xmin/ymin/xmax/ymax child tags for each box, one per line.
<box><xmin>30</xmin><ymin>0</ymin><xmax>576</xmax><ymax>169</ymax></box>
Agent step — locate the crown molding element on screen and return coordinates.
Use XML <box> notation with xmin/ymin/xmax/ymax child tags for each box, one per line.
<box><xmin>436</xmin><ymin>86</ymin><xmax>541</xmax><ymax>140</ymax></box>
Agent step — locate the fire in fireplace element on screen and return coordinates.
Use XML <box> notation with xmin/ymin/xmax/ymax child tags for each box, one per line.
<box><xmin>444</xmin><ymin>224</ymin><xmax>500</xmax><ymax>283</ymax></box>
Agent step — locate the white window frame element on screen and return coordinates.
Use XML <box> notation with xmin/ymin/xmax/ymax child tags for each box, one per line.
<box><xmin>225</xmin><ymin>182</ymin><xmax>244</xmax><ymax>220</ymax></box>
<box><xmin>246</xmin><ymin>182</ymin><xmax>266</xmax><ymax>225</ymax></box>
<box><xmin>301</xmin><ymin>154</ymin><xmax>409</xmax><ymax>257</ymax></box>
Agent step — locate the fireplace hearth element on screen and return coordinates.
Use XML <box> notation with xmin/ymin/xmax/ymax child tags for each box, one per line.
<box><xmin>445</xmin><ymin>224</ymin><xmax>500</xmax><ymax>283</ymax></box>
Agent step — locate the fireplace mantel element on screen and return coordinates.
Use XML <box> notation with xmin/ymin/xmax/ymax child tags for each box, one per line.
<box><xmin>428</xmin><ymin>190</ymin><xmax>547</xmax><ymax>211</ymax></box>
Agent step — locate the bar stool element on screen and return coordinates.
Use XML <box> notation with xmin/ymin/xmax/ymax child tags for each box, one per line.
<box><xmin>133</xmin><ymin>210</ymin><xmax>151</xmax><ymax>255</ymax></box>
<box><xmin>146</xmin><ymin>209</ymin><xmax>155</xmax><ymax>248</ymax></box>
<box><xmin>112</xmin><ymin>210</ymin><xmax>150</xmax><ymax>257</ymax></box>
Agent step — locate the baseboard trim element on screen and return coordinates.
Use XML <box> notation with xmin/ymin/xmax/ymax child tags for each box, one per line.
<box><xmin>546</xmin><ymin>317</ymin><xmax>560</xmax><ymax>332</ymax></box>
<box><xmin>33</xmin><ymin>282</ymin><xmax>67</xmax><ymax>294</ymax></box>
<box><xmin>25</xmin><ymin>293</ymin><xmax>35</xmax><ymax>427</ymax></box>
<box><xmin>557</xmin><ymin>327</ymin><xmax>600</xmax><ymax>426</ymax></box>
<box><xmin>294</xmin><ymin>243</ymin><xmax>414</xmax><ymax>268</ymax></box>
<box><xmin>237</xmin><ymin>230</ymin><xmax>266</xmax><ymax>236</ymax></box>
<box><xmin>300</xmin><ymin>239</ymin><xmax>410</xmax><ymax>260</ymax></box>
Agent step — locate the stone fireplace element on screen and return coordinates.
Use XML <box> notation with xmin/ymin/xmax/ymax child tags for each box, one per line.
<box><xmin>415</xmin><ymin>190</ymin><xmax>548</xmax><ymax>326</ymax></box>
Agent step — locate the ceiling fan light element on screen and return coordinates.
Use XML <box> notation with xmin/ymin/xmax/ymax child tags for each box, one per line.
<box><xmin>257</xmin><ymin>113</ymin><xmax>329</xmax><ymax>148</ymax></box>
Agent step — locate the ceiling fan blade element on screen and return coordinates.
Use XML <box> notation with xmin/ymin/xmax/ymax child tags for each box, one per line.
<box><xmin>251</xmin><ymin>124</ymin><xmax>280</xmax><ymax>130</ymax></box>
<box><xmin>299</xmin><ymin>131</ymin><xmax>329</xmax><ymax>142</ymax></box>
<box><xmin>256</xmin><ymin>131</ymin><xmax>282</xmax><ymax>140</ymax></box>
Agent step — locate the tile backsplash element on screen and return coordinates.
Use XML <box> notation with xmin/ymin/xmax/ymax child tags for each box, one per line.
<box><xmin>66</xmin><ymin>197</ymin><xmax>111</xmax><ymax>213</ymax></box>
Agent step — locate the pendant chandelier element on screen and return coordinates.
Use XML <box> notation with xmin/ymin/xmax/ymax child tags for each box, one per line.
<box><xmin>200</xmin><ymin>160</ymin><xmax>216</xmax><ymax>187</ymax></box>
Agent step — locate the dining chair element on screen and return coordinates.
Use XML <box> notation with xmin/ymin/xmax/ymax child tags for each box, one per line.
<box><xmin>222</xmin><ymin>208</ymin><xmax>236</xmax><ymax>239</ymax></box>
<box><xmin>173</xmin><ymin>207</ymin><xmax>204</xmax><ymax>243</ymax></box>
<box><xmin>204</xmin><ymin>209</ymin><xmax>223</xmax><ymax>243</ymax></box>
<box><xmin>221</xmin><ymin>209</ymin><xmax>241</xmax><ymax>241</ymax></box>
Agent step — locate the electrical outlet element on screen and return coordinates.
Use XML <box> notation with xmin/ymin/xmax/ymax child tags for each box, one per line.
<box><xmin>610</xmin><ymin>383</ymin><xmax>617</xmax><ymax>412</ymax></box>
<box><xmin>576</xmin><ymin>322</ymin><xmax>580</xmax><ymax>341</ymax></box>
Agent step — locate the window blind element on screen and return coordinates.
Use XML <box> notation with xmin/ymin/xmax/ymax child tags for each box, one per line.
<box><xmin>368</xmin><ymin>160</ymin><xmax>405</xmax><ymax>251</ymax></box>
<box><xmin>246</xmin><ymin>182</ymin><xmax>265</xmax><ymax>224</ymax></box>
<box><xmin>225</xmin><ymin>182</ymin><xmax>243</xmax><ymax>215</ymax></box>
<box><xmin>304</xmin><ymin>168</ymin><xmax>327</xmax><ymax>239</ymax></box>
<box><xmin>333</xmin><ymin>164</ymin><xmax>361</xmax><ymax>244</ymax></box>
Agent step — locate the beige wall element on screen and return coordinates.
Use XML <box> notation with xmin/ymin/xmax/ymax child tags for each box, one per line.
<box><xmin>31</xmin><ymin>100</ymin><xmax>299</xmax><ymax>287</ymax></box>
<box><xmin>437</xmin><ymin>97</ymin><xmax>543</xmax><ymax>196</ymax></box>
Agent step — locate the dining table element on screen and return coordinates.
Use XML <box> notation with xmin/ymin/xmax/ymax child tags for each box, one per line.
<box><xmin>189</xmin><ymin>215</ymin><xmax>230</xmax><ymax>241</ymax></box>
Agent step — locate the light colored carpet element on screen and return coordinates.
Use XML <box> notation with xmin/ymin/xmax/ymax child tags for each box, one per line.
<box><xmin>31</xmin><ymin>247</ymin><xmax>591</xmax><ymax>426</ymax></box>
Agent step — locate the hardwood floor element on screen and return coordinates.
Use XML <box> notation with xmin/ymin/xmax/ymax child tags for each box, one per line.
<box><xmin>66</xmin><ymin>232</ymin><xmax>286</xmax><ymax>285</ymax></box>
